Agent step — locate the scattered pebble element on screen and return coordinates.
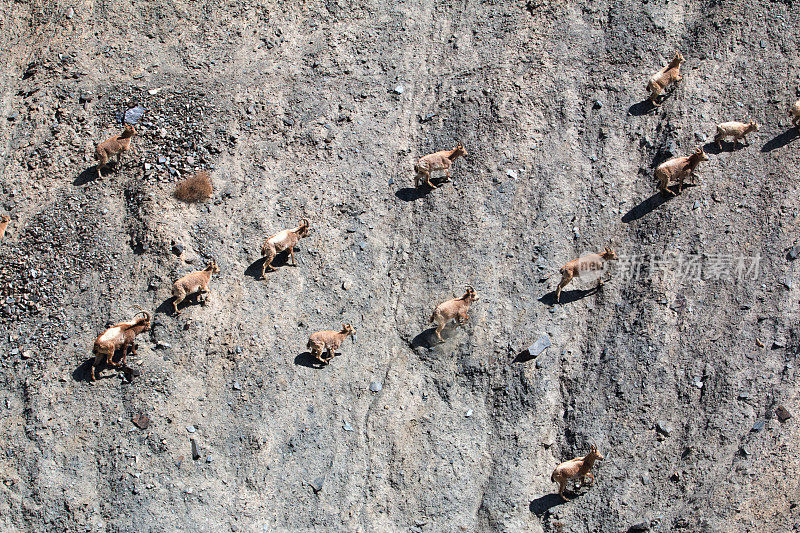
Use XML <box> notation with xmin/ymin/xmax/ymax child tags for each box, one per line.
<box><xmin>186</xmin><ymin>425</ymin><xmax>196</xmax><ymax>433</ymax></box>
<box><xmin>526</xmin><ymin>335</ymin><xmax>551</xmax><ymax>358</ymax></box>
<box><xmin>776</xmin><ymin>405</ymin><xmax>792</xmax><ymax>423</ymax></box>
<box><xmin>131</xmin><ymin>414</ymin><xmax>150</xmax><ymax>430</ymax></box>
<box><xmin>233</xmin><ymin>381</ymin><xmax>242</xmax><ymax>391</ymax></box>
<box><xmin>369</xmin><ymin>381</ymin><xmax>382</xmax><ymax>392</ymax></box>
<box><xmin>342</xmin><ymin>421</ymin><xmax>354</xmax><ymax>432</ymax></box>
<box><xmin>751</xmin><ymin>420</ymin><xmax>765</xmax><ymax>432</ymax></box>
<box><xmin>655</xmin><ymin>421</ymin><xmax>672</xmax><ymax>437</ymax></box>
<box><xmin>393</xmin><ymin>85</ymin><xmax>404</xmax><ymax>94</ymax></box>
<box><xmin>308</xmin><ymin>477</ymin><xmax>324</xmax><ymax>492</ymax></box>
<box><xmin>465</xmin><ymin>409</ymin><xmax>473</xmax><ymax>418</ymax></box>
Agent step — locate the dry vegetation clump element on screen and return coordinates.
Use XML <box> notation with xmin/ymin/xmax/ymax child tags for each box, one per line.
<box><xmin>174</xmin><ymin>171</ymin><xmax>213</xmax><ymax>202</ymax></box>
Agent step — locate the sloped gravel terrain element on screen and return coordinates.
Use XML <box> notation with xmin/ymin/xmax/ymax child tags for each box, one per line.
<box><xmin>1</xmin><ymin>1</ymin><xmax>800</xmax><ymax>532</ymax></box>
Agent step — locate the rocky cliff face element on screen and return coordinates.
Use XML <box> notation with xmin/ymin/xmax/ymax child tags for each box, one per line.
<box><xmin>1</xmin><ymin>1</ymin><xmax>799</xmax><ymax>531</ymax></box>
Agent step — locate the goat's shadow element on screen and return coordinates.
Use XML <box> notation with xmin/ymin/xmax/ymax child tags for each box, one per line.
<box><xmin>703</xmin><ymin>140</ymin><xmax>746</xmax><ymax>155</ymax></box>
<box><xmin>395</xmin><ymin>178</ymin><xmax>449</xmax><ymax>202</ymax></box>
<box><xmin>73</xmin><ymin>166</ymin><xmax>99</xmax><ymax>186</ymax></box>
<box><xmin>762</xmin><ymin>128</ymin><xmax>800</xmax><ymax>152</ymax></box>
<box><xmin>244</xmin><ymin>251</ymin><xmax>292</xmax><ymax>280</ymax></box>
<box><xmin>627</xmin><ymin>99</ymin><xmax>658</xmax><ymax>116</ymax></box>
<box><xmin>621</xmin><ymin>183</ymin><xmax>698</xmax><ymax>223</ymax></box>
<box><xmin>72</xmin><ymin>354</ymin><xmax>137</xmax><ymax>383</ymax></box>
<box><xmin>539</xmin><ymin>287</ymin><xmax>599</xmax><ymax>307</ymax></box>
<box><xmin>529</xmin><ymin>492</ymin><xmax>578</xmax><ymax>516</ymax></box>
<box><xmin>410</xmin><ymin>325</ymin><xmax>461</xmax><ymax>349</ymax></box>
<box><xmin>156</xmin><ymin>293</ymin><xmax>206</xmax><ymax>316</ymax></box>
<box><xmin>294</xmin><ymin>351</ymin><xmax>330</xmax><ymax>369</ymax></box>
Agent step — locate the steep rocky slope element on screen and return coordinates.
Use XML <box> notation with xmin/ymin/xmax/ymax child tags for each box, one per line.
<box><xmin>1</xmin><ymin>1</ymin><xmax>800</xmax><ymax>531</ymax></box>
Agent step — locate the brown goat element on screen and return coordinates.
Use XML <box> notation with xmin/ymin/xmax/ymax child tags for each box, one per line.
<box><xmin>714</xmin><ymin>121</ymin><xmax>759</xmax><ymax>149</ymax></box>
<box><xmin>307</xmin><ymin>324</ymin><xmax>356</xmax><ymax>364</ymax></box>
<box><xmin>790</xmin><ymin>99</ymin><xmax>800</xmax><ymax>127</ymax></box>
<box><xmin>646</xmin><ymin>52</ymin><xmax>685</xmax><ymax>105</ymax></box>
<box><xmin>430</xmin><ymin>286</ymin><xmax>478</xmax><ymax>342</ymax></box>
<box><xmin>0</xmin><ymin>215</ymin><xmax>9</xmax><ymax>242</ymax></box>
<box><xmin>551</xmin><ymin>444</ymin><xmax>604</xmax><ymax>501</ymax></box>
<box><xmin>260</xmin><ymin>219</ymin><xmax>310</xmax><ymax>278</ymax></box>
<box><xmin>171</xmin><ymin>260</ymin><xmax>219</xmax><ymax>315</ymax></box>
<box><xmin>94</xmin><ymin>123</ymin><xmax>136</xmax><ymax>179</ymax></box>
<box><xmin>91</xmin><ymin>311</ymin><xmax>150</xmax><ymax>381</ymax></box>
<box><xmin>555</xmin><ymin>247</ymin><xmax>617</xmax><ymax>303</ymax></box>
<box><xmin>655</xmin><ymin>146</ymin><xmax>708</xmax><ymax>196</ymax></box>
<box><xmin>414</xmin><ymin>143</ymin><xmax>467</xmax><ymax>188</ymax></box>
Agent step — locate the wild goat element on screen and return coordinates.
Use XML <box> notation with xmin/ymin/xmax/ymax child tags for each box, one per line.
<box><xmin>430</xmin><ymin>286</ymin><xmax>478</xmax><ymax>342</ymax></box>
<box><xmin>260</xmin><ymin>218</ymin><xmax>310</xmax><ymax>279</ymax></box>
<box><xmin>414</xmin><ymin>143</ymin><xmax>467</xmax><ymax>188</ymax></box>
<box><xmin>714</xmin><ymin>121</ymin><xmax>759</xmax><ymax>149</ymax></box>
<box><xmin>307</xmin><ymin>324</ymin><xmax>356</xmax><ymax>364</ymax></box>
<box><xmin>551</xmin><ymin>444</ymin><xmax>604</xmax><ymax>501</ymax></box>
<box><xmin>0</xmin><ymin>215</ymin><xmax>9</xmax><ymax>241</ymax></box>
<box><xmin>791</xmin><ymin>99</ymin><xmax>800</xmax><ymax>127</ymax></box>
<box><xmin>171</xmin><ymin>260</ymin><xmax>219</xmax><ymax>315</ymax></box>
<box><xmin>94</xmin><ymin>123</ymin><xmax>136</xmax><ymax>179</ymax></box>
<box><xmin>646</xmin><ymin>52</ymin><xmax>685</xmax><ymax>105</ymax></box>
<box><xmin>91</xmin><ymin>310</ymin><xmax>150</xmax><ymax>381</ymax></box>
<box><xmin>553</xmin><ymin>247</ymin><xmax>617</xmax><ymax>303</ymax></box>
<box><xmin>655</xmin><ymin>146</ymin><xmax>708</xmax><ymax>196</ymax></box>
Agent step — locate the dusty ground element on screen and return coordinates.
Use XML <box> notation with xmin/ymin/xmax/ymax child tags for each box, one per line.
<box><xmin>1</xmin><ymin>0</ymin><xmax>800</xmax><ymax>531</ymax></box>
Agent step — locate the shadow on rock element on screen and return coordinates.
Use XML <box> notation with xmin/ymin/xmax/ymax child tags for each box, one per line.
<box><xmin>529</xmin><ymin>493</ymin><xmax>574</xmax><ymax>516</ymax></box>
<box><xmin>294</xmin><ymin>351</ymin><xmax>328</xmax><ymax>369</ymax></box>
<box><xmin>395</xmin><ymin>186</ymin><xmax>431</xmax><ymax>202</ymax></box>
<box><xmin>72</xmin><ymin>354</ymin><xmax>138</xmax><ymax>383</ymax></box>
<box><xmin>73</xmin><ymin>166</ymin><xmax>98</xmax><ymax>186</ymax></box>
<box><xmin>246</xmin><ymin>252</ymin><xmax>292</xmax><ymax>280</ymax></box>
<box><xmin>627</xmin><ymin>99</ymin><xmax>658</xmax><ymax>116</ymax></box>
<box><xmin>704</xmin><ymin>140</ymin><xmax>746</xmax><ymax>154</ymax></box>
<box><xmin>155</xmin><ymin>297</ymin><xmax>177</xmax><ymax>316</ymax></box>
<box><xmin>539</xmin><ymin>287</ymin><xmax>598</xmax><ymax>306</ymax></box>
<box><xmin>410</xmin><ymin>325</ymin><xmax>463</xmax><ymax>349</ymax></box>
<box><xmin>621</xmin><ymin>183</ymin><xmax>697</xmax><ymax>223</ymax></box>
<box><xmin>762</xmin><ymin>128</ymin><xmax>800</xmax><ymax>152</ymax></box>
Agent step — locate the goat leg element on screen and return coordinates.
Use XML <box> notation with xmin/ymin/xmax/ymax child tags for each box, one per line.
<box><xmin>289</xmin><ymin>247</ymin><xmax>296</xmax><ymax>267</ymax></box>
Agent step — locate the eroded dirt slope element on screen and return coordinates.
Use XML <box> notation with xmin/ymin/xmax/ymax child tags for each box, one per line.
<box><xmin>1</xmin><ymin>1</ymin><xmax>800</xmax><ymax>532</ymax></box>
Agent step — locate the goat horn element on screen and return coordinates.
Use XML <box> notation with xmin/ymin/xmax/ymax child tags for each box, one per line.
<box><xmin>300</xmin><ymin>218</ymin><xmax>309</xmax><ymax>226</ymax></box>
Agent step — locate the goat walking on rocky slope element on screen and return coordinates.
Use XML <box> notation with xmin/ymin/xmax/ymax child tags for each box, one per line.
<box><xmin>307</xmin><ymin>324</ymin><xmax>356</xmax><ymax>364</ymax></box>
<box><xmin>714</xmin><ymin>120</ymin><xmax>759</xmax><ymax>149</ymax></box>
<box><xmin>414</xmin><ymin>143</ymin><xmax>467</xmax><ymax>188</ymax></box>
<box><xmin>790</xmin><ymin>99</ymin><xmax>800</xmax><ymax>127</ymax></box>
<box><xmin>430</xmin><ymin>286</ymin><xmax>478</xmax><ymax>342</ymax></box>
<box><xmin>655</xmin><ymin>147</ymin><xmax>708</xmax><ymax>196</ymax></box>
<box><xmin>646</xmin><ymin>52</ymin><xmax>685</xmax><ymax>105</ymax></box>
<box><xmin>552</xmin><ymin>247</ymin><xmax>617</xmax><ymax>303</ymax></box>
<box><xmin>94</xmin><ymin>123</ymin><xmax>136</xmax><ymax>179</ymax></box>
<box><xmin>0</xmin><ymin>215</ymin><xmax>9</xmax><ymax>242</ymax></box>
<box><xmin>171</xmin><ymin>261</ymin><xmax>219</xmax><ymax>315</ymax></box>
<box><xmin>260</xmin><ymin>219</ymin><xmax>310</xmax><ymax>279</ymax></box>
<box><xmin>551</xmin><ymin>444</ymin><xmax>604</xmax><ymax>501</ymax></box>
<box><xmin>91</xmin><ymin>310</ymin><xmax>150</xmax><ymax>381</ymax></box>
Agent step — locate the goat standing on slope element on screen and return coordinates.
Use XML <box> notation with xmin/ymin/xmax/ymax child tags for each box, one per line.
<box><xmin>646</xmin><ymin>52</ymin><xmax>685</xmax><ymax>105</ymax></box>
<box><xmin>414</xmin><ymin>143</ymin><xmax>467</xmax><ymax>188</ymax></box>
<box><xmin>307</xmin><ymin>324</ymin><xmax>356</xmax><ymax>364</ymax></box>
<box><xmin>790</xmin><ymin>99</ymin><xmax>800</xmax><ymax>127</ymax></box>
<box><xmin>260</xmin><ymin>218</ymin><xmax>310</xmax><ymax>279</ymax></box>
<box><xmin>94</xmin><ymin>123</ymin><xmax>136</xmax><ymax>179</ymax></box>
<box><xmin>430</xmin><ymin>286</ymin><xmax>478</xmax><ymax>342</ymax></box>
<box><xmin>655</xmin><ymin>146</ymin><xmax>708</xmax><ymax>196</ymax></box>
<box><xmin>91</xmin><ymin>310</ymin><xmax>150</xmax><ymax>381</ymax></box>
<box><xmin>171</xmin><ymin>260</ymin><xmax>220</xmax><ymax>315</ymax></box>
<box><xmin>552</xmin><ymin>247</ymin><xmax>617</xmax><ymax>303</ymax></box>
<box><xmin>714</xmin><ymin>121</ymin><xmax>759</xmax><ymax>149</ymax></box>
<box><xmin>551</xmin><ymin>444</ymin><xmax>604</xmax><ymax>501</ymax></box>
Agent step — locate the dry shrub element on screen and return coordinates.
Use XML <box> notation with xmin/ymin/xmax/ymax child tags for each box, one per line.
<box><xmin>174</xmin><ymin>171</ymin><xmax>213</xmax><ymax>202</ymax></box>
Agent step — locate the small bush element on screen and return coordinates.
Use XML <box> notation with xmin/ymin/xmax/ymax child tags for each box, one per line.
<box><xmin>174</xmin><ymin>171</ymin><xmax>213</xmax><ymax>203</ymax></box>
